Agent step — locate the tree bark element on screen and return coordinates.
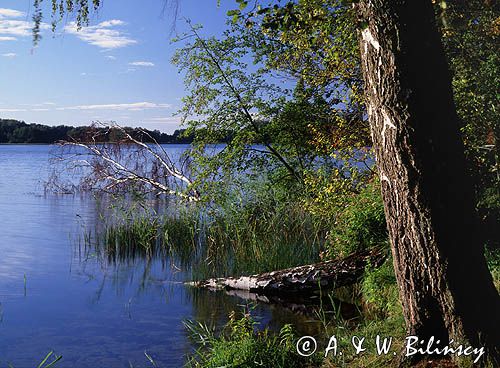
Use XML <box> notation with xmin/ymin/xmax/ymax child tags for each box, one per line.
<box><xmin>188</xmin><ymin>247</ymin><xmax>386</xmax><ymax>295</ymax></box>
<box><xmin>356</xmin><ymin>0</ymin><xmax>499</xmax><ymax>364</ymax></box>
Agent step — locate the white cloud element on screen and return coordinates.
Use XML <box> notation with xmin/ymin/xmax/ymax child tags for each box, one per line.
<box><xmin>2</xmin><ymin>53</ymin><xmax>16</xmax><ymax>58</ymax></box>
<box><xmin>57</xmin><ymin>102</ymin><xmax>172</xmax><ymax>111</ymax></box>
<box><xmin>31</xmin><ymin>108</ymin><xmax>50</xmax><ymax>112</ymax></box>
<box><xmin>64</xmin><ymin>20</ymin><xmax>137</xmax><ymax>49</ymax></box>
<box><xmin>129</xmin><ymin>61</ymin><xmax>155</xmax><ymax>67</ymax></box>
<box><xmin>26</xmin><ymin>102</ymin><xmax>56</xmax><ymax>107</ymax></box>
<box><xmin>0</xmin><ymin>8</ymin><xmax>49</xmax><ymax>40</ymax></box>
<box><xmin>0</xmin><ymin>108</ymin><xmax>26</xmax><ymax>112</ymax></box>
<box><xmin>105</xmin><ymin>55</ymin><xmax>116</xmax><ymax>60</ymax></box>
<box><xmin>97</xmin><ymin>20</ymin><xmax>126</xmax><ymax>28</ymax></box>
<box><xmin>0</xmin><ymin>20</ymin><xmax>32</xmax><ymax>37</ymax></box>
<box><xmin>148</xmin><ymin>117</ymin><xmax>181</xmax><ymax>123</ymax></box>
<box><xmin>0</xmin><ymin>8</ymin><xmax>25</xmax><ymax>18</ymax></box>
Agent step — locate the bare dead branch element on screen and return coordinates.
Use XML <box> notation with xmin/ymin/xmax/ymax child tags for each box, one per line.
<box><xmin>47</xmin><ymin>122</ymin><xmax>200</xmax><ymax>201</ymax></box>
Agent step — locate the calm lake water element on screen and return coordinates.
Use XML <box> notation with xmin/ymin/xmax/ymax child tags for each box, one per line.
<box><xmin>0</xmin><ymin>144</ymin><xmax>320</xmax><ymax>368</ymax></box>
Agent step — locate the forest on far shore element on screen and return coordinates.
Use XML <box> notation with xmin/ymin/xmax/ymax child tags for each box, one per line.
<box><xmin>0</xmin><ymin>118</ymin><xmax>194</xmax><ymax>144</ymax></box>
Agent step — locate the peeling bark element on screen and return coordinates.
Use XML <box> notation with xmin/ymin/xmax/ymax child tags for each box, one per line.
<box><xmin>356</xmin><ymin>0</ymin><xmax>500</xmax><ymax>364</ymax></box>
<box><xmin>188</xmin><ymin>248</ymin><xmax>386</xmax><ymax>295</ymax></box>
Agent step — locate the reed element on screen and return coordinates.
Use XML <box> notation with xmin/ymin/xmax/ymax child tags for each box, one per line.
<box><xmin>86</xmin><ymin>200</ymin><xmax>326</xmax><ymax>280</ymax></box>
<box><xmin>192</xmin><ymin>203</ymin><xmax>325</xmax><ymax>279</ymax></box>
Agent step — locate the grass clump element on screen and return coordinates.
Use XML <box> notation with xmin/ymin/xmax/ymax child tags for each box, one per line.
<box><xmin>321</xmin><ymin>313</ymin><xmax>406</xmax><ymax>368</ymax></box>
<box><xmin>103</xmin><ymin>215</ymin><xmax>161</xmax><ymax>260</ymax></box>
<box><xmin>88</xmin><ymin>179</ymin><xmax>390</xmax><ymax>280</ymax></box>
<box><xmin>194</xmin><ymin>201</ymin><xmax>325</xmax><ymax>278</ymax></box>
<box><xmin>185</xmin><ymin>311</ymin><xmax>321</xmax><ymax>368</ymax></box>
<box><xmin>89</xmin><ymin>196</ymin><xmax>326</xmax><ymax>279</ymax></box>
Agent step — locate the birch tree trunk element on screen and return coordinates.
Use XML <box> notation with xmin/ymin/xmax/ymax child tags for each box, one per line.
<box><xmin>356</xmin><ymin>0</ymin><xmax>499</xmax><ymax>364</ymax></box>
<box><xmin>189</xmin><ymin>247</ymin><xmax>386</xmax><ymax>295</ymax></box>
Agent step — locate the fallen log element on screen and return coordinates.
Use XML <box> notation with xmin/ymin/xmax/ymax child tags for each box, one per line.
<box><xmin>187</xmin><ymin>247</ymin><xmax>387</xmax><ymax>296</ymax></box>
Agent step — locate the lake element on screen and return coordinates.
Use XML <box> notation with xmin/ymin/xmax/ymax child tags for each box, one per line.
<box><xmin>0</xmin><ymin>144</ymin><xmax>322</xmax><ymax>368</ymax></box>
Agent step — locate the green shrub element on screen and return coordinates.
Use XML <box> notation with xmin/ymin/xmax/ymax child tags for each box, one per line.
<box><xmin>477</xmin><ymin>186</ymin><xmax>500</xmax><ymax>249</ymax></box>
<box><xmin>185</xmin><ymin>313</ymin><xmax>321</xmax><ymax>368</ymax></box>
<box><xmin>327</xmin><ymin>180</ymin><xmax>388</xmax><ymax>258</ymax></box>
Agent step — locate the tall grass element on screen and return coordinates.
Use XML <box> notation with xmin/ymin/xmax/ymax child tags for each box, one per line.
<box><xmin>192</xmin><ymin>202</ymin><xmax>325</xmax><ymax>279</ymax></box>
<box><xmin>85</xmin><ymin>200</ymin><xmax>326</xmax><ymax>280</ymax></box>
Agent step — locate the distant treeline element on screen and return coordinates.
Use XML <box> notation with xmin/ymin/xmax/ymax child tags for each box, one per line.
<box><xmin>0</xmin><ymin>119</ymin><xmax>194</xmax><ymax>144</ymax></box>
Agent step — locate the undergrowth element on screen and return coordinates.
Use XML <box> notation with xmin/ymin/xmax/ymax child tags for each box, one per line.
<box><xmin>184</xmin><ymin>311</ymin><xmax>322</xmax><ymax>368</ymax></box>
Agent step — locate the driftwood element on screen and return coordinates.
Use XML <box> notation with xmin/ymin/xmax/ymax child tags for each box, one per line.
<box><xmin>188</xmin><ymin>247</ymin><xmax>387</xmax><ymax>296</ymax></box>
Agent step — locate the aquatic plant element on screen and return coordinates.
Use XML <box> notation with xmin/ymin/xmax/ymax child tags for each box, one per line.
<box><xmin>85</xmin><ymin>198</ymin><xmax>326</xmax><ymax>280</ymax></box>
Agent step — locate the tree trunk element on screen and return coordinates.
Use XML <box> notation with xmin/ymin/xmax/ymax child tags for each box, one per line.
<box><xmin>356</xmin><ymin>0</ymin><xmax>499</xmax><ymax>364</ymax></box>
<box><xmin>188</xmin><ymin>247</ymin><xmax>386</xmax><ymax>295</ymax></box>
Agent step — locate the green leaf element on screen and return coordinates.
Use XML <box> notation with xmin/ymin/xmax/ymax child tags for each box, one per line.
<box><xmin>239</xmin><ymin>1</ymin><xmax>248</xmax><ymax>11</ymax></box>
<box><xmin>257</xmin><ymin>7</ymin><xmax>270</xmax><ymax>15</ymax></box>
<box><xmin>226</xmin><ymin>9</ymin><xmax>240</xmax><ymax>17</ymax></box>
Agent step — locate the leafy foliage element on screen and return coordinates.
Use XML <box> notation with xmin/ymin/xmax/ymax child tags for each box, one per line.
<box><xmin>436</xmin><ymin>0</ymin><xmax>500</xmax><ymax>245</ymax></box>
<box><xmin>361</xmin><ymin>258</ymin><xmax>400</xmax><ymax>318</ymax></box>
<box><xmin>32</xmin><ymin>0</ymin><xmax>101</xmax><ymax>44</ymax></box>
<box><xmin>239</xmin><ymin>0</ymin><xmax>363</xmax><ymax>104</ymax></box>
<box><xmin>172</xmin><ymin>8</ymin><xmax>371</xmax><ymax>204</ymax></box>
<box><xmin>185</xmin><ymin>312</ymin><xmax>321</xmax><ymax>368</ymax></box>
<box><xmin>172</xmin><ymin>20</ymin><xmax>305</xmax><ymax>198</ymax></box>
<box><xmin>323</xmin><ymin>179</ymin><xmax>387</xmax><ymax>258</ymax></box>
<box><xmin>486</xmin><ymin>247</ymin><xmax>500</xmax><ymax>291</ymax></box>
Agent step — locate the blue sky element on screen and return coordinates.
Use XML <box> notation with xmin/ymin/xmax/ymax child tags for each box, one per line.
<box><xmin>0</xmin><ymin>0</ymin><xmax>236</xmax><ymax>133</ymax></box>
